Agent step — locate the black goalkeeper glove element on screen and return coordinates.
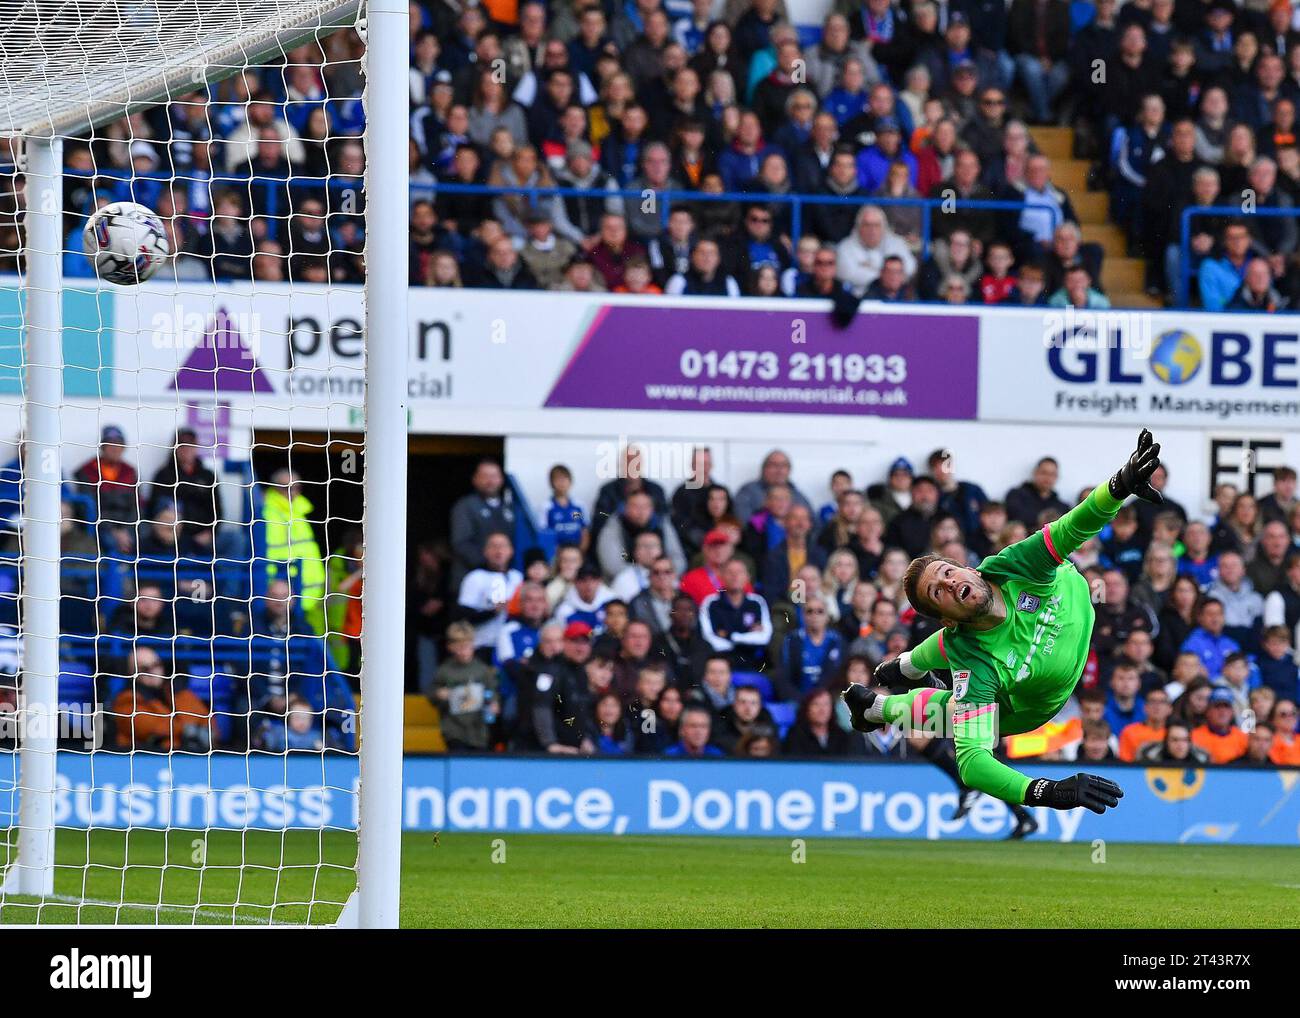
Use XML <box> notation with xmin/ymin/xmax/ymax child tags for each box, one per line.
<box><xmin>1025</xmin><ymin>773</ymin><xmax>1124</xmax><ymax>814</ymax></box>
<box><xmin>1108</xmin><ymin>428</ymin><xmax>1163</xmax><ymax>504</ymax></box>
<box><xmin>872</xmin><ymin>657</ymin><xmax>946</xmax><ymax>694</ymax></box>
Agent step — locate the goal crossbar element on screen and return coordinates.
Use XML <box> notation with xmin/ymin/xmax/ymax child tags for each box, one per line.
<box><xmin>0</xmin><ymin>0</ymin><xmax>362</xmax><ymax>138</ymax></box>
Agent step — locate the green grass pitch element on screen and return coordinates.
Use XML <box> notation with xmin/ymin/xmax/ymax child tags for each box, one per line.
<box><xmin>0</xmin><ymin>831</ymin><xmax>1295</xmax><ymax>927</ymax></box>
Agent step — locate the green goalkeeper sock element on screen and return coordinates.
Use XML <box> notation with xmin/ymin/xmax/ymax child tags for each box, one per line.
<box><xmin>870</xmin><ymin>686</ymin><xmax>952</xmax><ymax>734</ymax></box>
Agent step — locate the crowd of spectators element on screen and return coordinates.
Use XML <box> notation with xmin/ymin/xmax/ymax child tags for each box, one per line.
<box><xmin>0</xmin><ymin>426</ymin><xmax>361</xmax><ymax>754</ymax></box>
<box><xmin>403</xmin><ymin>0</ymin><xmax>1109</xmax><ymax>306</ymax></box>
<box><xmin>423</xmin><ymin>445</ymin><xmax>1300</xmax><ymax>768</ymax></box>
<box><xmin>19</xmin><ymin>0</ymin><xmax>1300</xmax><ymax>310</ymax></box>
<box><xmin>405</xmin><ymin>0</ymin><xmax>1300</xmax><ymax>309</ymax></box>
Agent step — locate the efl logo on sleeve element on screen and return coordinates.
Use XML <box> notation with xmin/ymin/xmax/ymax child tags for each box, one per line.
<box><xmin>952</xmin><ymin>669</ymin><xmax>971</xmax><ymax>701</ymax></box>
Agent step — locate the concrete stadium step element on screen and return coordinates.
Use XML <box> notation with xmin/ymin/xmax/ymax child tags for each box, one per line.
<box><xmin>404</xmin><ymin>694</ymin><xmax>447</xmax><ymax>752</ymax></box>
<box><xmin>1072</xmin><ymin>191</ymin><xmax>1110</xmax><ymax>223</ymax></box>
<box><xmin>1031</xmin><ymin>126</ymin><xmax>1075</xmax><ymax>158</ymax></box>
<box><xmin>1081</xmin><ymin>223</ymin><xmax>1128</xmax><ymax>249</ymax></box>
<box><xmin>1101</xmin><ymin>256</ymin><xmax>1146</xmax><ymax>292</ymax></box>
<box><xmin>404</xmin><ymin>726</ymin><xmax>446</xmax><ymax>753</ymax></box>
<box><xmin>1050</xmin><ymin>160</ymin><xmax>1090</xmax><ymax>192</ymax></box>
<box><xmin>405</xmin><ymin>693</ymin><xmax>437</xmax><ymax>725</ymax></box>
<box><xmin>1108</xmin><ymin>291</ymin><xmax>1163</xmax><ymax>308</ymax></box>
<box><xmin>1028</xmin><ymin>123</ymin><xmax>1151</xmax><ymax>292</ymax></box>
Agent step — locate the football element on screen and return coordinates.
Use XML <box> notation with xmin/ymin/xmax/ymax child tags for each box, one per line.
<box><xmin>82</xmin><ymin>200</ymin><xmax>170</xmax><ymax>285</ymax></box>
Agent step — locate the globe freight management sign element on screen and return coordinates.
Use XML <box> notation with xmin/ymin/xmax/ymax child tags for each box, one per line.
<box><xmin>978</xmin><ymin>306</ymin><xmax>1300</xmax><ymax>426</ymax></box>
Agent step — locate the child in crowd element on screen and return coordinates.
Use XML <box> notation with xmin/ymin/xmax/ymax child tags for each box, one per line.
<box><xmin>426</xmin><ymin>621</ymin><xmax>500</xmax><ymax>752</ymax></box>
<box><xmin>541</xmin><ymin>464</ymin><xmax>588</xmax><ymax>552</ymax></box>
<box><xmin>978</xmin><ymin>242</ymin><xmax>1017</xmax><ymax>304</ymax></box>
<box><xmin>1257</xmin><ymin>626</ymin><xmax>1299</xmax><ymax>700</ymax></box>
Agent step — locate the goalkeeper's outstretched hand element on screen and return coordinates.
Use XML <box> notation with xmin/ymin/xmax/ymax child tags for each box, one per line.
<box><xmin>1025</xmin><ymin>773</ymin><xmax>1124</xmax><ymax>814</ymax></box>
<box><xmin>871</xmin><ymin>656</ymin><xmax>946</xmax><ymax>694</ymax></box>
<box><xmin>1108</xmin><ymin>428</ymin><xmax>1163</xmax><ymax>504</ymax></box>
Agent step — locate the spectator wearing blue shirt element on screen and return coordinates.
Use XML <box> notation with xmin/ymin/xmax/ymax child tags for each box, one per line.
<box><xmin>1197</xmin><ymin>220</ymin><xmax>1259</xmax><ymax>311</ymax></box>
<box><xmin>928</xmin><ymin>448</ymin><xmax>988</xmax><ymax>539</ymax></box>
<box><xmin>823</xmin><ymin>57</ymin><xmax>871</xmax><ymax>127</ymax></box>
<box><xmin>819</xmin><ymin>471</ymin><xmax>854</xmax><ymax>525</ymax></box>
<box><xmin>594</xmin><ymin>691</ymin><xmax>634</xmax><ymax>754</ymax></box>
<box><xmin>1099</xmin><ymin>505</ymin><xmax>1146</xmax><ymax>583</ymax></box>
<box><xmin>718</xmin><ymin>110</ymin><xmax>778</xmax><ymax>191</ymax></box>
<box><xmin>495</xmin><ymin>582</ymin><xmax>549</xmax><ymax>668</ymax></box>
<box><xmin>1110</xmin><ymin>94</ymin><xmax>1169</xmax><ymax>242</ymax></box>
<box><xmin>1181</xmin><ymin>597</ymin><xmax>1241</xmax><ymax>681</ymax></box>
<box><xmin>541</xmin><ymin>463</ymin><xmax>588</xmax><ymax>550</ymax></box>
<box><xmin>1178</xmin><ymin>520</ymin><xmax>1218</xmax><ymax>587</ymax></box>
<box><xmin>854</xmin><ymin>117</ymin><xmax>917</xmax><ymax>193</ymax></box>
<box><xmin>258</xmin><ymin>695</ymin><xmax>334</xmax><ymax>753</ymax></box>
<box><xmin>1256</xmin><ymin>625</ymin><xmax>1299</xmax><ymax>700</ymax></box>
<box><xmin>1206</xmin><ymin>551</ymin><xmax>1265</xmax><ymax>651</ymax></box>
<box><xmin>663</xmin><ymin>703</ymin><xmax>726</xmax><ymax>757</ymax></box>
<box><xmin>775</xmin><ymin>593</ymin><xmax>845</xmax><ymax>700</ymax></box>
<box><xmin>1104</xmin><ymin>658</ymin><xmax>1146</xmax><ymax>736</ymax></box>
<box><xmin>554</xmin><ymin>565</ymin><xmax>617</xmax><ymax>630</ymax></box>
<box><xmin>742</xmin><ymin>484</ymin><xmax>792</xmax><ymax>563</ymax></box>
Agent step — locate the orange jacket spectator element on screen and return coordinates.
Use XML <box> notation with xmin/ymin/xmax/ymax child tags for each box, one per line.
<box><xmin>481</xmin><ymin>0</ymin><xmax>518</xmax><ymax>26</ymax></box>
<box><xmin>1191</xmin><ymin>723</ymin><xmax>1249</xmax><ymax>764</ymax></box>
<box><xmin>111</xmin><ymin>679</ymin><xmax>212</xmax><ymax>751</ymax></box>
<box><xmin>1118</xmin><ymin>720</ymin><xmax>1166</xmax><ymax>762</ymax></box>
<box><xmin>1270</xmin><ymin>732</ymin><xmax>1300</xmax><ymax>767</ymax></box>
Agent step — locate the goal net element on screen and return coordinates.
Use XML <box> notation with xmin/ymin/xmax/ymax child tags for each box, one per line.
<box><xmin>0</xmin><ymin>0</ymin><xmax>407</xmax><ymax>925</ymax></box>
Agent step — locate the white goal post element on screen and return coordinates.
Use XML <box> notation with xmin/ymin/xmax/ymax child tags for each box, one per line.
<box><xmin>0</xmin><ymin>0</ymin><xmax>408</xmax><ymax>926</ymax></box>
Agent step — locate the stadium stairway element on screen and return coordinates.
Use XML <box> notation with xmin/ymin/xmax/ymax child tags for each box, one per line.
<box><xmin>1030</xmin><ymin>127</ymin><xmax>1160</xmax><ymax>309</ymax></box>
<box><xmin>405</xmin><ymin>694</ymin><xmax>447</xmax><ymax>753</ymax></box>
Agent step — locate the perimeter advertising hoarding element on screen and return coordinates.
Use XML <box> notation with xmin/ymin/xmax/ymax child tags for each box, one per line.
<box><xmin>69</xmin><ymin>281</ymin><xmax>1300</xmax><ymax>429</ymax></box>
<box><xmin>9</xmin><ymin>753</ymin><xmax>1296</xmax><ymax>846</ymax></box>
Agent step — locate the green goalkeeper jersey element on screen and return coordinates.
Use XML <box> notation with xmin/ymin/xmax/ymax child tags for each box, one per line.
<box><xmin>907</xmin><ymin>483</ymin><xmax>1125</xmax><ymax>803</ymax></box>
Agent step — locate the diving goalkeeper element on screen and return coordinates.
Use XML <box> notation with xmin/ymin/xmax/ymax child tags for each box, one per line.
<box><xmin>843</xmin><ymin>429</ymin><xmax>1165</xmax><ymax>816</ymax></box>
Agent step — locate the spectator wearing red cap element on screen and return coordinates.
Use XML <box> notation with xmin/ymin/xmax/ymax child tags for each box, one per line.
<box><xmin>681</xmin><ymin>528</ymin><xmax>743</xmax><ymax>604</ymax></box>
<box><xmin>563</xmin><ymin>620</ymin><xmax>592</xmax><ymax>640</ymax></box>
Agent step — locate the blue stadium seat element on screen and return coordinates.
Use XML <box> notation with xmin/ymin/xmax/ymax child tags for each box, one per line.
<box><xmin>765</xmin><ymin>702</ymin><xmax>797</xmax><ymax>739</ymax></box>
<box><xmin>731</xmin><ymin>672</ymin><xmax>773</xmax><ymax>701</ymax></box>
<box><xmin>57</xmin><ymin>666</ymin><xmax>94</xmax><ymax>705</ymax></box>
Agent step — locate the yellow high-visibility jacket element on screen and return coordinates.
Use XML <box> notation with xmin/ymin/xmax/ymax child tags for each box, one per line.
<box><xmin>262</xmin><ymin>488</ymin><xmax>326</xmax><ymax>631</ymax></box>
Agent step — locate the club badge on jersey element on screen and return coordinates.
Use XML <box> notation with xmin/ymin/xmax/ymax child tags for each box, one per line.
<box><xmin>1016</xmin><ymin>592</ymin><xmax>1041</xmax><ymax>613</ymax></box>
